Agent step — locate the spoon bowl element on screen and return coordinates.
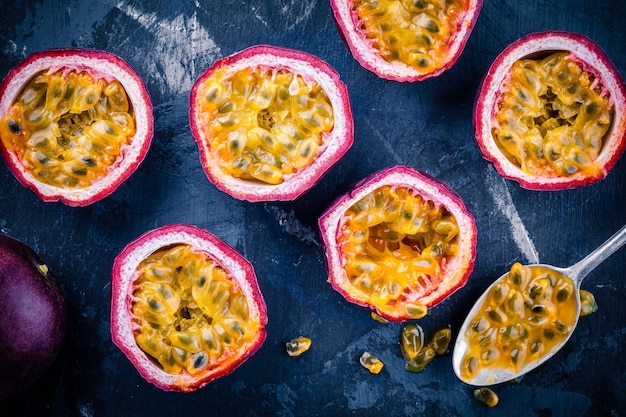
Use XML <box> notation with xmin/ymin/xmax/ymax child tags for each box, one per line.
<box><xmin>452</xmin><ymin>224</ymin><xmax>626</xmax><ymax>386</ymax></box>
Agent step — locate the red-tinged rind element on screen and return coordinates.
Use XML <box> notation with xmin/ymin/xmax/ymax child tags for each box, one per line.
<box><xmin>110</xmin><ymin>224</ymin><xmax>267</xmax><ymax>392</ymax></box>
<box><xmin>0</xmin><ymin>234</ymin><xmax>67</xmax><ymax>400</ymax></box>
<box><xmin>0</xmin><ymin>48</ymin><xmax>154</xmax><ymax>206</ymax></box>
<box><xmin>189</xmin><ymin>45</ymin><xmax>354</xmax><ymax>202</ymax></box>
<box><xmin>330</xmin><ymin>0</ymin><xmax>483</xmax><ymax>82</ymax></box>
<box><xmin>319</xmin><ymin>166</ymin><xmax>477</xmax><ymax>321</ymax></box>
<box><xmin>474</xmin><ymin>31</ymin><xmax>626</xmax><ymax>190</ymax></box>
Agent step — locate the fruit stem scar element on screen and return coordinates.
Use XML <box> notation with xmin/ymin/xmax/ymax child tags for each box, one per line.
<box><xmin>37</xmin><ymin>264</ymin><xmax>49</xmax><ymax>276</ymax></box>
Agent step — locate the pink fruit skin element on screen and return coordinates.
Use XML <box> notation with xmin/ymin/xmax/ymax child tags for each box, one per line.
<box><xmin>474</xmin><ymin>31</ymin><xmax>626</xmax><ymax>190</ymax></box>
<box><xmin>318</xmin><ymin>165</ymin><xmax>477</xmax><ymax>321</ymax></box>
<box><xmin>189</xmin><ymin>44</ymin><xmax>354</xmax><ymax>202</ymax></box>
<box><xmin>330</xmin><ymin>0</ymin><xmax>483</xmax><ymax>82</ymax></box>
<box><xmin>110</xmin><ymin>224</ymin><xmax>267</xmax><ymax>392</ymax></box>
<box><xmin>0</xmin><ymin>48</ymin><xmax>154</xmax><ymax>206</ymax></box>
<box><xmin>0</xmin><ymin>234</ymin><xmax>66</xmax><ymax>401</ymax></box>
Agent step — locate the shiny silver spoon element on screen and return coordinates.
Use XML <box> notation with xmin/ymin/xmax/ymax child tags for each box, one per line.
<box><xmin>452</xmin><ymin>224</ymin><xmax>626</xmax><ymax>386</ymax></box>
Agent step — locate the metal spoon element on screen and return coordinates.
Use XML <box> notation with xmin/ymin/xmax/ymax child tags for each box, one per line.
<box><xmin>452</xmin><ymin>224</ymin><xmax>626</xmax><ymax>386</ymax></box>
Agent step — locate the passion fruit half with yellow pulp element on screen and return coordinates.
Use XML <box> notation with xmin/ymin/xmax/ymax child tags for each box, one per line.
<box><xmin>330</xmin><ymin>0</ymin><xmax>483</xmax><ymax>82</ymax></box>
<box><xmin>110</xmin><ymin>224</ymin><xmax>267</xmax><ymax>392</ymax></box>
<box><xmin>475</xmin><ymin>31</ymin><xmax>626</xmax><ymax>190</ymax></box>
<box><xmin>189</xmin><ymin>45</ymin><xmax>353</xmax><ymax>202</ymax></box>
<box><xmin>319</xmin><ymin>166</ymin><xmax>477</xmax><ymax>321</ymax></box>
<box><xmin>0</xmin><ymin>48</ymin><xmax>153</xmax><ymax>206</ymax></box>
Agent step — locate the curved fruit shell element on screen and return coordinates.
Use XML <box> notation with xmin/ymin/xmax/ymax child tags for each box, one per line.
<box><xmin>0</xmin><ymin>233</ymin><xmax>66</xmax><ymax>400</ymax></box>
<box><xmin>189</xmin><ymin>45</ymin><xmax>354</xmax><ymax>202</ymax></box>
<box><xmin>330</xmin><ymin>0</ymin><xmax>483</xmax><ymax>82</ymax></box>
<box><xmin>0</xmin><ymin>48</ymin><xmax>154</xmax><ymax>206</ymax></box>
<box><xmin>474</xmin><ymin>31</ymin><xmax>626</xmax><ymax>190</ymax></box>
<box><xmin>318</xmin><ymin>165</ymin><xmax>477</xmax><ymax>321</ymax></box>
<box><xmin>110</xmin><ymin>224</ymin><xmax>267</xmax><ymax>392</ymax></box>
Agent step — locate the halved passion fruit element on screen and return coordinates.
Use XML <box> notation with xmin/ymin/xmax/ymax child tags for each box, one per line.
<box><xmin>319</xmin><ymin>166</ymin><xmax>477</xmax><ymax>321</ymax></box>
<box><xmin>110</xmin><ymin>224</ymin><xmax>267</xmax><ymax>392</ymax></box>
<box><xmin>189</xmin><ymin>45</ymin><xmax>353</xmax><ymax>202</ymax></box>
<box><xmin>475</xmin><ymin>31</ymin><xmax>626</xmax><ymax>190</ymax></box>
<box><xmin>330</xmin><ymin>0</ymin><xmax>483</xmax><ymax>82</ymax></box>
<box><xmin>0</xmin><ymin>48</ymin><xmax>153</xmax><ymax>206</ymax></box>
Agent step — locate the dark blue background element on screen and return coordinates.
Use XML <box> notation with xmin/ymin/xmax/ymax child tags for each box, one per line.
<box><xmin>1</xmin><ymin>1</ymin><xmax>625</xmax><ymax>416</ymax></box>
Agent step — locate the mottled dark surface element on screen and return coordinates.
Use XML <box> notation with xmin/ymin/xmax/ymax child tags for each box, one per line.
<box><xmin>1</xmin><ymin>1</ymin><xmax>625</xmax><ymax>416</ymax></box>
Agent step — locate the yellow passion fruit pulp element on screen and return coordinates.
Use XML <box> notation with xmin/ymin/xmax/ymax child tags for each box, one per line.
<box><xmin>319</xmin><ymin>166</ymin><xmax>477</xmax><ymax>322</ymax></box>
<box><xmin>190</xmin><ymin>45</ymin><xmax>353</xmax><ymax>202</ymax></box>
<box><xmin>1</xmin><ymin>70</ymin><xmax>135</xmax><ymax>189</ymax></box>
<box><xmin>475</xmin><ymin>31</ymin><xmax>626</xmax><ymax>190</ymax></box>
<box><xmin>330</xmin><ymin>0</ymin><xmax>483</xmax><ymax>81</ymax></box>
<box><xmin>494</xmin><ymin>52</ymin><xmax>612</xmax><ymax>178</ymax></box>
<box><xmin>198</xmin><ymin>67</ymin><xmax>333</xmax><ymax>185</ymax></box>
<box><xmin>111</xmin><ymin>224</ymin><xmax>267</xmax><ymax>392</ymax></box>
<box><xmin>353</xmin><ymin>0</ymin><xmax>470</xmax><ymax>73</ymax></box>
<box><xmin>132</xmin><ymin>244</ymin><xmax>261</xmax><ymax>377</ymax></box>
<box><xmin>460</xmin><ymin>263</ymin><xmax>578</xmax><ymax>382</ymax></box>
<box><xmin>0</xmin><ymin>48</ymin><xmax>153</xmax><ymax>205</ymax></box>
<box><xmin>339</xmin><ymin>185</ymin><xmax>460</xmax><ymax>319</ymax></box>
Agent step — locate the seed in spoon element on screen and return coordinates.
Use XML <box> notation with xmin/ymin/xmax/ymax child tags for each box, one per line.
<box><xmin>460</xmin><ymin>263</ymin><xmax>578</xmax><ymax>380</ymax></box>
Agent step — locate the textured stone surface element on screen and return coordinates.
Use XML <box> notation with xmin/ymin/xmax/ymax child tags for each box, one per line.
<box><xmin>0</xmin><ymin>1</ymin><xmax>625</xmax><ymax>416</ymax></box>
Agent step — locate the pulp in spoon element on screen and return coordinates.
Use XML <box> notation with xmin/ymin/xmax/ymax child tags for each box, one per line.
<box><xmin>460</xmin><ymin>263</ymin><xmax>578</xmax><ymax>382</ymax></box>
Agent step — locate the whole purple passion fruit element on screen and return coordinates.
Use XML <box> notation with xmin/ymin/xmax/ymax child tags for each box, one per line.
<box><xmin>0</xmin><ymin>234</ymin><xmax>67</xmax><ymax>400</ymax></box>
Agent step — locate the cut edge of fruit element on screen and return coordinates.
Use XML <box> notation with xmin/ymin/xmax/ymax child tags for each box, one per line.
<box><xmin>319</xmin><ymin>166</ymin><xmax>477</xmax><ymax>321</ymax></box>
<box><xmin>0</xmin><ymin>48</ymin><xmax>154</xmax><ymax>206</ymax></box>
<box><xmin>474</xmin><ymin>31</ymin><xmax>626</xmax><ymax>190</ymax></box>
<box><xmin>330</xmin><ymin>0</ymin><xmax>483</xmax><ymax>82</ymax></box>
<box><xmin>110</xmin><ymin>224</ymin><xmax>267</xmax><ymax>392</ymax></box>
<box><xmin>189</xmin><ymin>45</ymin><xmax>354</xmax><ymax>202</ymax></box>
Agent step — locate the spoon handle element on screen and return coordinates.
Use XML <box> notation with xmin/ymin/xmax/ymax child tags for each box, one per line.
<box><xmin>568</xmin><ymin>224</ymin><xmax>626</xmax><ymax>284</ymax></box>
